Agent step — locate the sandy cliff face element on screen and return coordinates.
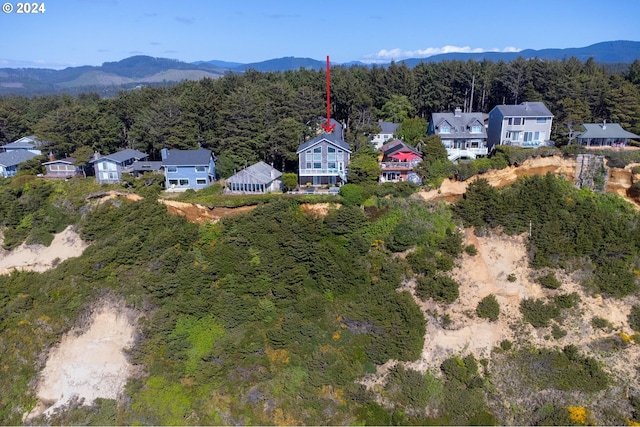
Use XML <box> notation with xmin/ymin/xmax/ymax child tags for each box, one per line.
<box><xmin>417</xmin><ymin>155</ymin><xmax>640</xmax><ymax>209</ymax></box>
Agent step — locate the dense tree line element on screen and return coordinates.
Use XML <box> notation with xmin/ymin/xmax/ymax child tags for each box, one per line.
<box><xmin>1</xmin><ymin>58</ymin><xmax>639</xmax><ymax>177</ymax></box>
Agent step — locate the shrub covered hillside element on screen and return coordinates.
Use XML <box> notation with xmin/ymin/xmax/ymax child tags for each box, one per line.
<box><xmin>2</xmin><ymin>186</ymin><xmax>450</xmax><ymax>425</ymax></box>
<box><xmin>3</xmin><ymin>174</ymin><xmax>640</xmax><ymax>425</ymax></box>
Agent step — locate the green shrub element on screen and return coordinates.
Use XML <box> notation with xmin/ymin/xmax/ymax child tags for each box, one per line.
<box><xmin>339</xmin><ymin>183</ymin><xmax>367</xmax><ymax>206</ymax></box>
<box><xmin>553</xmin><ymin>292</ymin><xmax>580</xmax><ymax>309</ymax></box>
<box><xmin>416</xmin><ymin>275</ymin><xmax>460</xmax><ymax>304</ymax></box>
<box><xmin>629</xmin><ymin>305</ymin><xmax>640</xmax><ymax>332</ymax></box>
<box><xmin>476</xmin><ymin>295</ymin><xmax>500</xmax><ymax>321</ymax></box>
<box><xmin>591</xmin><ymin>316</ymin><xmax>612</xmax><ymax>330</ymax></box>
<box><xmin>551</xmin><ymin>324</ymin><xmax>567</xmax><ymax>340</ymax></box>
<box><xmin>500</xmin><ymin>340</ymin><xmax>513</xmax><ymax>351</ymax></box>
<box><xmin>520</xmin><ymin>298</ymin><xmax>560</xmax><ymax>327</ymax></box>
<box><xmin>537</xmin><ymin>272</ymin><xmax>561</xmax><ymax>289</ymax></box>
<box><xmin>507</xmin><ymin>273</ymin><xmax>517</xmax><ymax>282</ymax></box>
<box><xmin>464</xmin><ymin>244</ymin><xmax>478</xmax><ymax>256</ymax></box>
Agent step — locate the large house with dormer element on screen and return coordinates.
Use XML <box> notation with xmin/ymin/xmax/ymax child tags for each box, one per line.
<box><xmin>297</xmin><ymin>126</ymin><xmax>351</xmax><ymax>186</ymax></box>
<box><xmin>428</xmin><ymin>108</ymin><xmax>488</xmax><ymax>161</ymax></box>
<box><xmin>487</xmin><ymin>102</ymin><xmax>554</xmax><ymax>150</ymax></box>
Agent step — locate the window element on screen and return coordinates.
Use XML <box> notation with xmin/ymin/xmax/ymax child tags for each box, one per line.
<box><xmin>167</xmin><ymin>166</ymin><xmax>177</xmax><ymax>173</ymax></box>
<box><xmin>313</xmin><ymin>162</ymin><xmax>321</xmax><ymax>169</ymax></box>
<box><xmin>305</xmin><ymin>162</ymin><xmax>312</xmax><ymax>169</ymax></box>
<box><xmin>98</xmin><ymin>161</ymin><xmax>116</xmax><ymax>171</ymax></box>
<box><xmin>179</xmin><ymin>179</ymin><xmax>189</xmax><ymax>186</ymax></box>
<box><xmin>169</xmin><ymin>179</ymin><xmax>178</xmax><ymax>186</ymax></box>
<box><xmin>536</xmin><ymin>117</ymin><xmax>547</xmax><ymax>123</ymax></box>
<box><xmin>313</xmin><ymin>147</ymin><xmax>322</xmax><ymax>153</ymax></box>
<box><xmin>514</xmin><ymin>118</ymin><xmax>522</xmax><ymax>125</ymax></box>
<box><xmin>440</xmin><ymin>126</ymin><xmax>450</xmax><ymax>133</ymax></box>
<box><xmin>471</xmin><ymin>125</ymin><xmax>482</xmax><ymax>133</ymax></box>
<box><xmin>328</xmin><ymin>147</ymin><xmax>336</xmax><ymax>153</ymax></box>
<box><xmin>196</xmin><ymin>178</ymin><xmax>207</xmax><ymax>185</ymax></box>
<box><xmin>328</xmin><ymin>162</ymin><xmax>336</xmax><ymax>169</ymax></box>
<box><xmin>195</xmin><ymin>166</ymin><xmax>206</xmax><ymax>173</ymax></box>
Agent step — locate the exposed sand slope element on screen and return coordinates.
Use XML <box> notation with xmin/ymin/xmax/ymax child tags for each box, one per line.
<box><xmin>364</xmin><ymin>228</ymin><xmax>639</xmax><ymax>388</ymax></box>
<box><xmin>0</xmin><ymin>226</ymin><xmax>88</xmax><ymax>275</ymax></box>
<box><xmin>159</xmin><ymin>199</ymin><xmax>256</xmax><ymax>224</ymax></box>
<box><xmin>25</xmin><ymin>301</ymin><xmax>138</xmax><ymax>420</ymax></box>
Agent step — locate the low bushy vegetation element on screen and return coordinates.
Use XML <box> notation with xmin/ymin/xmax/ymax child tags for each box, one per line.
<box><xmin>456</xmin><ymin>174</ymin><xmax>640</xmax><ymax>297</ymax></box>
<box><xmin>476</xmin><ymin>294</ymin><xmax>500</xmax><ymax>321</ymax></box>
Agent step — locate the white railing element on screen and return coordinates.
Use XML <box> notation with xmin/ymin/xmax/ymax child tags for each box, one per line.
<box><xmin>299</xmin><ymin>168</ymin><xmax>342</xmax><ymax>176</ymax></box>
<box><xmin>501</xmin><ymin>140</ymin><xmax>551</xmax><ymax>148</ymax></box>
<box><xmin>380</xmin><ymin>160</ymin><xmax>422</xmax><ymax>169</ymax></box>
<box><xmin>446</xmin><ymin>147</ymin><xmax>488</xmax><ymax>161</ymax></box>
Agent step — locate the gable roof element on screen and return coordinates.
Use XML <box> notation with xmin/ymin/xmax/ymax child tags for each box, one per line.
<box><xmin>377</xmin><ymin>121</ymin><xmax>400</xmax><ymax>134</ymax></box>
<box><xmin>431</xmin><ymin>111</ymin><xmax>488</xmax><ymax>137</ymax></box>
<box><xmin>0</xmin><ymin>150</ymin><xmax>39</xmax><ymax>167</ymax></box>
<box><xmin>161</xmin><ymin>148</ymin><xmax>214</xmax><ymax>166</ymax></box>
<box><xmin>578</xmin><ymin>123</ymin><xmax>640</xmax><ymax>140</ymax></box>
<box><xmin>43</xmin><ymin>157</ymin><xmax>76</xmax><ymax>166</ymax></box>
<box><xmin>383</xmin><ymin>140</ymin><xmax>421</xmax><ymax>157</ymax></box>
<box><xmin>227</xmin><ymin>161</ymin><xmax>282</xmax><ymax>185</ymax></box>
<box><xmin>492</xmin><ymin>102</ymin><xmax>553</xmax><ymax>118</ymax></box>
<box><xmin>1</xmin><ymin>135</ymin><xmax>47</xmax><ymax>151</ymax></box>
<box><xmin>92</xmin><ymin>149</ymin><xmax>147</xmax><ymax>164</ymax></box>
<box><xmin>297</xmin><ymin>133</ymin><xmax>351</xmax><ymax>153</ymax></box>
<box><xmin>132</xmin><ymin>160</ymin><xmax>163</xmax><ymax>172</ymax></box>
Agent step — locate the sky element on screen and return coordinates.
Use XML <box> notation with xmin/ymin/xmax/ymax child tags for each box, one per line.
<box><xmin>1</xmin><ymin>0</ymin><xmax>639</xmax><ymax>69</ymax></box>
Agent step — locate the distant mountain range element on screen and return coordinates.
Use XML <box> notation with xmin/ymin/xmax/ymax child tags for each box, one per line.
<box><xmin>1</xmin><ymin>40</ymin><xmax>638</xmax><ymax>96</ymax></box>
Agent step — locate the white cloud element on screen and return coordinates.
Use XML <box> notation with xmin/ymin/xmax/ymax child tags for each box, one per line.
<box><xmin>362</xmin><ymin>45</ymin><xmax>522</xmax><ymax>63</ymax></box>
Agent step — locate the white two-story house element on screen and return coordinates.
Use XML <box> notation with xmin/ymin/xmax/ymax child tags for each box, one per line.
<box><xmin>487</xmin><ymin>102</ymin><xmax>554</xmax><ymax>151</ymax></box>
<box><xmin>428</xmin><ymin>108</ymin><xmax>488</xmax><ymax>161</ymax></box>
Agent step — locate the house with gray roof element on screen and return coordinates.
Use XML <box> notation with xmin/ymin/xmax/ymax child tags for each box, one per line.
<box><xmin>575</xmin><ymin>121</ymin><xmax>640</xmax><ymax>148</ymax></box>
<box><xmin>487</xmin><ymin>102</ymin><xmax>554</xmax><ymax>150</ymax></box>
<box><xmin>0</xmin><ymin>135</ymin><xmax>48</xmax><ymax>155</ymax></box>
<box><xmin>161</xmin><ymin>147</ymin><xmax>216</xmax><ymax>190</ymax></box>
<box><xmin>226</xmin><ymin>161</ymin><xmax>282</xmax><ymax>194</ymax></box>
<box><xmin>297</xmin><ymin>132</ymin><xmax>351</xmax><ymax>186</ymax></box>
<box><xmin>43</xmin><ymin>157</ymin><xmax>85</xmax><ymax>179</ymax></box>
<box><xmin>371</xmin><ymin>121</ymin><xmax>400</xmax><ymax>150</ymax></box>
<box><xmin>90</xmin><ymin>148</ymin><xmax>148</xmax><ymax>184</ymax></box>
<box><xmin>0</xmin><ymin>150</ymin><xmax>39</xmax><ymax>177</ymax></box>
<box><xmin>428</xmin><ymin>108</ymin><xmax>488</xmax><ymax>161</ymax></box>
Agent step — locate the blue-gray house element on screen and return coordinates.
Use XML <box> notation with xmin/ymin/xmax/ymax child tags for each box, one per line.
<box><xmin>90</xmin><ymin>148</ymin><xmax>148</xmax><ymax>184</ymax></box>
<box><xmin>161</xmin><ymin>148</ymin><xmax>216</xmax><ymax>190</ymax></box>
<box><xmin>0</xmin><ymin>136</ymin><xmax>48</xmax><ymax>155</ymax></box>
<box><xmin>0</xmin><ymin>150</ymin><xmax>39</xmax><ymax>177</ymax></box>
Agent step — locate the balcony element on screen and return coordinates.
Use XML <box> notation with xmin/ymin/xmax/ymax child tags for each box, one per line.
<box><xmin>299</xmin><ymin>168</ymin><xmax>342</xmax><ymax>176</ymax></box>
<box><xmin>380</xmin><ymin>160</ymin><xmax>421</xmax><ymax>170</ymax></box>
<box><xmin>501</xmin><ymin>139</ymin><xmax>551</xmax><ymax>148</ymax></box>
<box><xmin>446</xmin><ymin>147</ymin><xmax>488</xmax><ymax>161</ymax></box>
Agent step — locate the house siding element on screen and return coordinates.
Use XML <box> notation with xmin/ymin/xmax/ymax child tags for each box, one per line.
<box><xmin>487</xmin><ymin>102</ymin><xmax>554</xmax><ymax>150</ymax></box>
<box><xmin>165</xmin><ymin>162</ymin><xmax>214</xmax><ymax>189</ymax></box>
<box><xmin>297</xmin><ymin>139</ymin><xmax>350</xmax><ymax>186</ymax></box>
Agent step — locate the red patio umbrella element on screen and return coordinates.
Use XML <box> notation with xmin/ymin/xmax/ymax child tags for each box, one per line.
<box><xmin>390</xmin><ymin>152</ymin><xmax>420</xmax><ymax>162</ymax></box>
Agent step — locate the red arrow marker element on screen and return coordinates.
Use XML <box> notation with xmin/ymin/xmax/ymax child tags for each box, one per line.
<box><xmin>321</xmin><ymin>55</ymin><xmax>336</xmax><ymax>133</ymax></box>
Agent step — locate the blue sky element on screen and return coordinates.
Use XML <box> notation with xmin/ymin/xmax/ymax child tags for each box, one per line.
<box><xmin>1</xmin><ymin>0</ymin><xmax>639</xmax><ymax>69</ymax></box>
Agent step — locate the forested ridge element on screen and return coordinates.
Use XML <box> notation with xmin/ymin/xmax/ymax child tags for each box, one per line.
<box><xmin>2</xmin><ymin>56</ymin><xmax>640</xmax><ymax>425</ymax></box>
<box><xmin>1</xmin><ymin>57</ymin><xmax>640</xmax><ymax>177</ymax></box>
